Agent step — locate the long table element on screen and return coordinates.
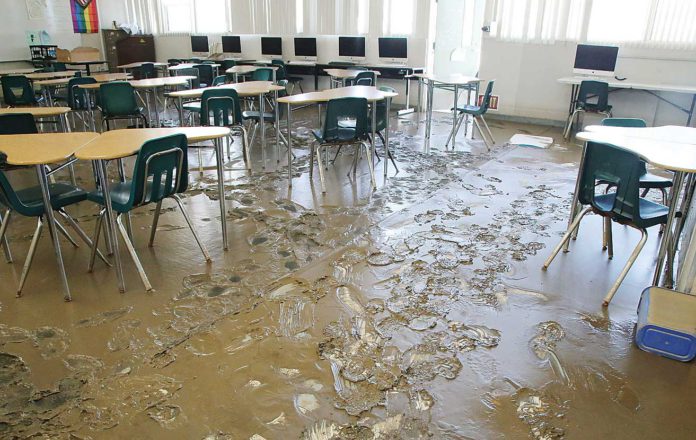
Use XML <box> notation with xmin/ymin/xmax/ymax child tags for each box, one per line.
<box><xmin>558</xmin><ymin>76</ymin><xmax>696</xmax><ymax>126</ymax></box>
<box><xmin>278</xmin><ymin>85</ymin><xmax>398</xmax><ymax>185</ymax></box>
<box><xmin>576</xmin><ymin>125</ymin><xmax>696</xmax><ymax>290</ymax></box>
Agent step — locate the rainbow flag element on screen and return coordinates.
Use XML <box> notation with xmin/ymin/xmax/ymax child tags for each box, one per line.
<box><xmin>71</xmin><ymin>0</ymin><xmax>99</xmax><ymax>34</ymax></box>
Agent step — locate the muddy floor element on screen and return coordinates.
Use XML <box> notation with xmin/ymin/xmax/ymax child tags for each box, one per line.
<box><xmin>1</xmin><ymin>107</ymin><xmax>694</xmax><ymax>439</ymax></box>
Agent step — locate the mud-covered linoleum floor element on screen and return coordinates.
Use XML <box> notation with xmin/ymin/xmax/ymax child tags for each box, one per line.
<box><xmin>1</xmin><ymin>108</ymin><xmax>695</xmax><ymax>439</ymax></box>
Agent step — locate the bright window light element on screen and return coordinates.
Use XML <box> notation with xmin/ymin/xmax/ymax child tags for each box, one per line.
<box><xmin>383</xmin><ymin>0</ymin><xmax>414</xmax><ymax>35</ymax></box>
<box><xmin>587</xmin><ymin>0</ymin><xmax>652</xmax><ymax>43</ymax></box>
<box><xmin>160</xmin><ymin>0</ymin><xmax>192</xmax><ymax>33</ymax></box>
<box><xmin>194</xmin><ymin>0</ymin><xmax>227</xmax><ymax>33</ymax></box>
<box><xmin>296</xmin><ymin>0</ymin><xmax>304</xmax><ymax>33</ymax></box>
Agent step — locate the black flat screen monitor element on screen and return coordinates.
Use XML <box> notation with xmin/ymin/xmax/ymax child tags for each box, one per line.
<box><xmin>261</xmin><ymin>37</ymin><xmax>283</xmax><ymax>56</ymax></box>
<box><xmin>339</xmin><ymin>36</ymin><xmax>365</xmax><ymax>58</ymax></box>
<box><xmin>191</xmin><ymin>35</ymin><xmax>209</xmax><ymax>53</ymax></box>
<box><xmin>294</xmin><ymin>37</ymin><xmax>317</xmax><ymax>57</ymax></box>
<box><xmin>378</xmin><ymin>37</ymin><xmax>408</xmax><ymax>59</ymax></box>
<box><xmin>573</xmin><ymin>44</ymin><xmax>619</xmax><ymax>76</ymax></box>
<box><xmin>222</xmin><ymin>36</ymin><xmax>241</xmax><ymax>54</ymax></box>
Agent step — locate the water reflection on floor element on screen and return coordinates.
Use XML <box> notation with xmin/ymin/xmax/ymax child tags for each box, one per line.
<box><xmin>1</xmin><ymin>110</ymin><xmax>694</xmax><ymax>439</ymax></box>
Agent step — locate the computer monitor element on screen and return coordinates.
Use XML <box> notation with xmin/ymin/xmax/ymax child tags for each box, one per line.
<box><xmin>378</xmin><ymin>37</ymin><xmax>407</xmax><ymax>63</ymax></box>
<box><xmin>294</xmin><ymin>37</ymin><xmax>317</xmax><ymax>60</ymax></box>
<box><xmin>339</xmin><ymin>36</ymin><xmax>365</xmax><ymax>60</ymax></box>
<box><xmin>222</xmin><ymin>36</ymin><xmax>241</xmax><ymax>54</ymax></box>
<box><xmin>573</xmin><ymin>44</ymin><xmax>619</xmax><ymax>77</ymax></box>
<box><xmin>261</xmin><ymin>37</ymin><xmax>282</xmax><ymax>56</ymax></box>
<box><xmin>191</xmin><ymin>35</ymin><xmax>209</xmax><ymax>54</ymax></box>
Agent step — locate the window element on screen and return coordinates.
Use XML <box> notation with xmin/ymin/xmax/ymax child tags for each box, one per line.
<box><xmin>383</xmin><ymin>0</ymin><xmax>414</xmax><ymax>35</ymax></box>
<box><xmin>296</xmin><ymin>0</ymin><xmax>304</xmax><ymax>33</ymax></box>
<box><xmin>194</xmin><ymin>0</ymin><xmax>227</xmax><ymax>34</ymax></box>
<box><xmin>160</xmin><ymin>0</ymin><xmax>193</xmax><ymax>33</ymax></box>
<box><xmin>336</xmin><ymin>0</ymin><xmax>369</xmax><ymax>35</ymax></box>
<box><xmin>492</xmin><ymin>0</ymin><xmax>696</xmax><ymax>49</ymax></box>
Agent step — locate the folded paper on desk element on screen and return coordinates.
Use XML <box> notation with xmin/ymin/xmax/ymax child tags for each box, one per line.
<box><xmin>510</xmin><ymin>134</ymin><xmax>553</xmax><ymax>149</ymax></box>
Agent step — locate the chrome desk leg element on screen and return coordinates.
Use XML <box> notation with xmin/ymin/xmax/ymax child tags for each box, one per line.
<box><xmin>260</xmin><ymin>92</ymin><xmax>267</xmax><ymax>169</ymax></box>
<box><xmin>36</xmin><ymin>165</ymin><xmax>71</xmax><ymax>301</ymax></box>
<box><xmin>425</xmin><ymin>81</ymin><xmax>434</xmax><ymax>152</ymax></box>
<box><xmin>287</xmin><ymin>103</ymin><xmax>293</xmax><ymax>187</ymax></box>
<box><xmin>97</xmin><ymin>159</ymin><xmax>126</xmax><ymax>292</ymax></box>
<box><xmin>275</xmin><ymin>88</ymin><xmax>280</xmax><ymax>163</ymax></box>
<box><xmin>384</xmin><ymin>96</ymin><xmax>391</xmax><ymax>178</ymax></box>
<box><xmin>214</xmin><ymin>138</ymin><xmax>229</xmax><ymax>250</ymax></box>
<box><xmin>653</xmin><ymin>171</ymin><xmax>685</xmax><ymax>286</ymax></box>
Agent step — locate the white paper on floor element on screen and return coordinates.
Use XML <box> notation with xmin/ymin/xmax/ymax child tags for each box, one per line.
<box><xmin>510</xmin><ymin>134</ymin><xmax>554</xmax><ymax>149</ymax></box>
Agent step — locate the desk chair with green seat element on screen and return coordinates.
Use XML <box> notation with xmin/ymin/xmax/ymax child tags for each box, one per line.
<box><xmin>99</xmin><ymin>82</ymin><xmax>149</xmax><ymax>131</ymax></box>
<box><xmin>134</xmin><ymin>62</ymin><xmax>156</xmax><ymax>80</ymax></box>
<box><xmin>542</xmin><ymin>141</ymin><xmax>669</xmax><ymax>306</ymax></box>
<box><xmin>311</xmin><ymin>97</ymin><xmax>376</xmax><ymax>194</ymax></box>
<box><xmin>252</xmin><ymin>68</ymin><xmax>273</xmax><ymax>82</ymax></box>
<box><xmin>0</xmin><ymin>153</ymin><xmax>109</xmax><ymax>294</ymax></box>
<box><xmin>451</xmin><ymin>79</ymin><xmax>496</xmax><ymax>150</ymax></box>
<box><xmin>175</xmin><ymin>67</ymin><xmax>201</xmax><ymax>89</ymax></box>
<box><xmin>66</xmin><ymin>77</ymin><xmax>98</xmax><ymax>131</ymax></box>
<box><xmin>194</xmin><ymin>64</ymin><xmax>214</xmax><ymax>88</ymax></box>
<box><xmin>87</xmin><ymin>134</ymin><xmax>211</xmax><ymax>291</ymax></box>
<box><xmin>242</xmin><ymin>79</ymin><xmax>290</xmax><ymax>156</ymax></box>
<box><xmin>212</xmin><ymin>75</ymin><xmax>227</xmax><ymax>86</ymax></box>
<box><xmin>190</xmin><ymin>88</ymin><xmax>250</xmax><ymax>170</ymax></box>
<box><xmin>51</xmin><ymin>62</ymin><xmax>67</xmax><ymax>72</ymax></box>
<box><xmin>564</xmin><ymin>80</ymin><xmax>613</xmax><ymax>139</ymax></box>
<box><xmin>272</xmin><ymin>59</ymin><xmax>303</xmax><ymax>93</ymax></box>
<box><xmin>346</xmin><ymin>71</ymin><xmax>376</xmax><ymax>87</ymax></box>
<box><xmin>1</xmin><ymin>75</ymin><xmax>42</xmax><ymax>107</ymax></box>
<box><xmin>221</xmin><ymin>60</ymin><xmax>237</xmax><ymax>82</ymax></box>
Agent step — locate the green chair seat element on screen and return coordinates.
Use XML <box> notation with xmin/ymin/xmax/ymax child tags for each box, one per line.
<box><xmin>577</xmin><ymin>101</ymin><xmax>613</xmax><ymax>113</ymax></box>
<box><xmin>9</xmin><ymin>183</ymin><xmax>87</xmax><ymax>217</ymax></box>
<box><xmin>639</xmin><ymin>172</ymin><xmax>673</xmax><ymax>189</ymax></box>
<box><xmin>312</xmin><ymin>127</ymin><xmax>359</xmax><ymax>143</ymax></box>
<box><xmin>88</xmin><ymin>181</ymin><xmax>152</xmax><ymax>214</ymax></box>
<box><xmin>242</xmin><ymin>110</ymin><xmax>275</xmax><ymax>122</ymax></box>
<box><xmin>182</xmin><ymin>101</ymin><xmax>201</xmax><ymax>112</ymax></box>
<box><xmin>593</xmin><ymin>193</ymin><xmax>668</xmax><ymax>229</ymax></box>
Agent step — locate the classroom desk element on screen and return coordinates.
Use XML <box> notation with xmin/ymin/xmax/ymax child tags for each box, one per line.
<box><xmin>277</xmin><ymin>85</ymin><xmax>398</xmax><ymax>185</ymax></box>
<box><xmin>323</xmin><ymin>69</ymin><xmax>381</xmax><ymax>88</ymax></box>
<box><xmin>169</xmin><ymin>63</ymin><xmax>221</xmax><ymax>79</ymax></box>
<box><xmin>25</xmin><ymin>71</ymin><xmax>77</xmax><ymax>81</ymax></box>
<box><xmin>76</xmin><ymin>127</ymin><xmax>231</xmax><ymax>292</ymax></box>
<box><xmin>168</xmin><ymin>81</ymin><xmax>285</xmax><ymax>167</ymax></box>
<box><xmin>34</xmin><ymin>73</ymin><xmax>132</xmax><ymax>105</ymax></box>
<box><xmin>118</xmin><ymin>61</ymin><xmax>169</xmax><ymax>76</ymax></box>
<box><xmin>129</xmin><ymin>77</ymin><xmax>194</xmax><ymax>127</ymax></box>
<box><xmin>0</xmin><ymin>68</ymin><xmax>38</xmax><ymax>76</ymax></box>
<box><xmin>56</xmin><ymin>60</ymin><xmax>109</xmax><ymax>76</ymax></box>
<box><xmin>226</xmin><ymin>65</ymin><xmax>279</xmax><ymax>83</ymax></box>
<box><xmin>558</xmin><ymin>76</ymin><xmax>696</xmax><ymax>126</ymax></box>
<box><xmin>576</xmin><ymin>125</ymin><xmax>696</xmax><ymax>289</ymax></box>
<box><xmin>0</xmin><ymin>132</ymin><xmax>99</xmax><ymax>301</ymax></box>
<box><xmin>413</xmin><ymin>73</ymin><xmax>482</xmax><ymax>150</ymax></box>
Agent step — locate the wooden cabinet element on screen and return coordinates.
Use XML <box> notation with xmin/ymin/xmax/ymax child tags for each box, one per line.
<box><xmin>102</xmin><ymin>30</ymin><xmax>156</xmax><ymax>71</ymax></box>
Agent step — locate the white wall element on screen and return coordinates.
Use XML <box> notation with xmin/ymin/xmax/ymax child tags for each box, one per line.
<box><xmin>479</xmin><ymin>23</ymin><xmax>696</xmax><ymax>126</ymax></box>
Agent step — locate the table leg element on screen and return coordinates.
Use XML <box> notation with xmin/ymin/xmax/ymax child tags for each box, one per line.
<box><xmin>666</xmin><ymin>174</ymin><xmax>695</xmax><ymax>287</ymax></box>
<box><xmin>36</xmin><ymin>164</ymin><xmax>71</xmax><ymax>301</ymax></box>
<box><xmin>653</xmin><ymin>171</ymin><xmax>685</xmax><ymax>286</ymax></box>
<box><xmin>563</xmin><ymin>143</ymin><xmax>588</xmax><ymax>252</ymax></box>
<box><xmin>287</xmin><ymin>102</ymin><xmax>293</xmax><ymax>187</ymax></box>
<box><xmin>417</xmin><ymin>78</ymin><xmax>423</xmax><ymax>115</ymax></box>
<box><xmin>260</xmin><ymin>93</ymin><xmax>266</xmax><ymax>169</ymax></box>
<box><xmin>153</xmin><ymin>88</ymin><xmax>161</xmax><ymax>127</ymax></box>
<box><xmin>96</xmin><ymin>159</ymin><xmax>126</xmax><ymax>292</ymax></box>
<box><xmin>178</xmin><ymin>96</ymin><xmax>184</xmax><ymax>127</ymax></box>
<box><xmin>275</xmin><ymin>88</ymin><xmax>280</xmax><ymax>163</ymax></box>
<box><xmin>214</xmin><ymin>138</ymin><xmax>228</xmax><ymax>250</ymax></box>
<box><xmin>371</xmin><ymin>101</ymin><xmax>377</xmax><ymax>189</ymax></box>
<box><xmin>687</xmin><ymin>94</ymin><xmax>696</xmax><ymax>127</ymax></box>
<box><xmin>384</xmin><ymin>96</ymin><xmax>391</xmax><ymax>178</ymax></box>
<box><xmin>425</xmin><ymin>81</ymin><xmax>434</xmax><ymax>151</ymax></box>
<box><xmin>451</xmin><ymin>84</ymin><xmax>458</xmax><ymax>149</ymax></box>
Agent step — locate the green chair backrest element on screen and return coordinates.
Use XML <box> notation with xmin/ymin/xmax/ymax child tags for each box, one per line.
<box><xmin>212</xmin><ymin>75</ymin><xmax>227</xmax><ymax>86</ymax></box>
<box><xmin>130</xmin><ymin>134</ymin><xmax>188</xmax><ymax>207</ymax></box>
<box><xmin>0</xmin><ymin>113</ymin><xmax>38</xmax><ymax>135</ymax></box>
<box><xmin>322</xmin><ymin>97</ymin><xmax>369</xmax><ymax>142</ymax></box>
<box><xmin>271</xmin><ymin>59</ymin><xmax>287</xmax><ymax>80</ymax></box>
<box><xmin>579</xmin><ymin>141</ymin><xmax>643</xmax><ymax>223</ymax></box>
<box><xmin>67</xmin><ymin>77</ymin><xmax>97</xmax><ymax>110</ymax></box>
<box><xmin>194</xmin><ymin>64</ymin><xmax>214</xmax><ymax>86</ymax></box>
<box><xmin>478</xmin><ymin>80</ymin><xmax>496</xmax><ymax>114</ymax></box>
<box><xmin>252</xmin><ymin>68</ymin><xmax>273</xmax><ymax>81</ymax></box>
<box><xmin>99</xmin><ymin>82</ymin><xmax>139</xmax><ymax>117</ymax></box>
<box><xmin>200</xmin><ymin>88</ymin><xmax>243</xmax><ymax>126</ymax></box>
<box><xmin>135</xmin><ymin>62</ymin><xmax>156</xmax><ymax>79</ymax></box>
<box><xmin>349</xmin><ymin>71</ymin><xmax>375</xmax><ymax>86</ymax></box>
<box><xmin>176</xmin><ymin>68</ymin><xmax>200</xmax><ymax>89</ymax></box>
<box><xmin>1</xmin><ymin>76</ymin><xmax>36</xmax><ymax>106</ymax></box>
<box><xmin>577</xmin><ymin>80</ymin><xmax>610</xmax><ymax>112</ymax></box>
<box><xmin>52</xmin><ymin>62</ymin><xmax>67</xmax><ymax>72</ymax></box>
<box><xmin>601</xmin><ymin>118</ymin><xmax>647</xmax><ymax>128</ymax></box>
<box><xmin>0</xmin><ymin>155</ymin><xmax>44</xmax><ymax>217</ymax></box>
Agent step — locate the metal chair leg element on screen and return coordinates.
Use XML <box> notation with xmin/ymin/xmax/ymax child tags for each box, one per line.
<box><xmin>603</xmin><ymin>228</ymin><xmax>648</xmax><ymax>306</ymax></box>
<box><xmin>58</xmin><ymin>210</ymin><xmax>110</xmax><ymax>266</ymax></box>
<box><xmin>317</xmin><ymin>145</ymin><xmax>327</xmax><ymax>194</ymax></box>
<box><xmin>309</xmin><ymin>142</ymin><xmax>316</xmax><ymax>178</ymax></box>
<box><xmin>363</xmin><ymin>141</ymin><xmax>377</xmax><ymax>190</ymax></box>
<box><xmin>55</xmin><ymin>218</ymin><xmax>80</xmax><ymax>248</ymax></box>
<box><xmin>473</xmin><ymin>117</ymin><xmax>492</xmax><ymax>150</ymax></box>
<box><xmin>0</xmin><ymin>209</ymin><xmax>13</xmax><ymax>263</ymax></box>
<box><xmin>480</xmin><ymin>115</ymin><xmax>496</xmax><ymax>144</ymax></box>
<box><xmin>17</xmin><ymin>217</ymin><xmax>43</xmax><ymax>295</ymax></box>
<box><xmin>563</xmin><ymin>109</ymin><xmax>580</xmax><ymax>139</ymax></box>
<box><xmin>606</xmin><ymin>217</ymin><xmax>613</xmax><ymax>259</ymax></box>
<box><xmin>149</xmin><ymin>200</ymin><xmax>163</xmax><ymax>247</ymax></box>
<box><xmin>542</xmin><ymin>206</ymin><xmax>592</xmax><ymax>270</ymax></box>
<box><xmin>172</xmin><ymin>195</ymin><xmax>212</xmax><ymax>263</ymax></box>
<box><xmin>88</xmin><ymin>210</ymin><xmax>104</xmax><ymax>272</ymax></box>
<box><xmin>68</xmin><ymin>164</ymin><xmax>77</xmax><ymax>186</ymax></box>
<box><xmin>117</xmin><ymin>214</ymin><xmax>153</xmax><ymax>291</ymax></box>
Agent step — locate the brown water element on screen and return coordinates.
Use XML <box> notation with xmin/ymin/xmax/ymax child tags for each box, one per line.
<box><xmin>1</xmin><ymin>110</ymin><xmax>694</xmax><ymax>439</ymax></box>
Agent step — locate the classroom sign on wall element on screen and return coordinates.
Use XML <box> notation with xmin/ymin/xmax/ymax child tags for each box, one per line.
<box><xmin>70</xmin><ymin>0</ymin><xmax>99</xmax><ymax>33</ymax></box>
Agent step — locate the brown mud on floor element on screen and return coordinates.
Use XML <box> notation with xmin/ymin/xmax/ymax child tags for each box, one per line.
<box><xmin>1</xmin><ymin>113</ymin><xmax>695</xmax><ymax>439</ymax></box>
